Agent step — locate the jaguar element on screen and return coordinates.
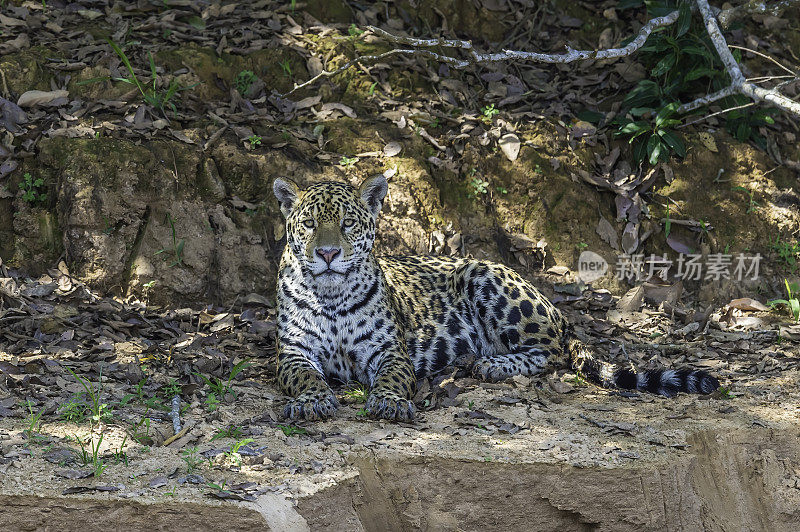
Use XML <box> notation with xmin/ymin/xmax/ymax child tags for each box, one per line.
<box><xmin>273</xmin><ymin>175</ymin><xmax>719</xmax><ymax>421</ymax></box>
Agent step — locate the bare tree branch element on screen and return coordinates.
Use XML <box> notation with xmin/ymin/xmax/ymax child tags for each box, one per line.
<box><xmin>678</xmin><ymin>0</ymin><xmax>800</xmax><ymax>116</ymax></box>
<box><xmin>284</xmin><ymin>11</ymin><xmax>681</xmax><ymax>96</ymax></box>
<box><xmin>678</xmin><ymin>86</ymin><xmax>741</xmax><ymax>113</ymax></box>
<box><xmin>368</xmin><ymin>10</ymin><xmax>681</xmax><ymax>65</ymax></box>
<box><xmin>286</xmin><ymin>1</ymin><xmax>800</xmax><ymax>122</ymax></box>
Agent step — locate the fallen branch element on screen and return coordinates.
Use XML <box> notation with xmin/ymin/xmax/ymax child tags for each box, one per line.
<box><xmin>369</xmin><ymin>11</ymin><xmax>680</xmax><ymax>65</ymax></box>
<box><xmin>170</xmin><ymin>395</ymin><xmax>181</xmax><ymax>435</ymax></box>
<box><xmin>677</xmin><ymin>0</ymin><xmax>800</xmax><ymax>116</ymax></box>
<box><xmin>284</xmin><ymin>11</ymin><xmax>681</xmax><ymax>96</ymax></box>
<box><xmin>288</xmin><ymin>2</ymin><xmax>800</xmax><ymax>121</ymax></box>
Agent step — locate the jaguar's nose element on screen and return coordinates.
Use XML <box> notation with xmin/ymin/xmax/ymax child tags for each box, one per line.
<box><xmin>315</xmin><ymin>246</ymin><xmax>341</xmax><ymax>265</ymax></box>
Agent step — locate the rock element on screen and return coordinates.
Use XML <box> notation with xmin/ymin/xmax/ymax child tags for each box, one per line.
<box><xmin>498</xmin><ymin>133</ymin><xmax>520</xmax><ymax>162</ymax></box>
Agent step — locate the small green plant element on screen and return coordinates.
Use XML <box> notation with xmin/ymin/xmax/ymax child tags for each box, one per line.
<box><xmin>618</xmin><ymin>2</ymin><xmax>776</xmax><ymax>155</ymax></box>
<box><xmin>279</xmin><ymin>59</ymin><xmax>292</xmax><ymax>78</ymax></box>
<box><xmin>66</xmin><ymin>367</ymin><xmax>112</xmax><ymax>424</ymax></box>
<box><xmin>103</xmin><ymin>39</ymin><xmax>196</xmax><ymax>116</ymax></box>
<box><xmin>496</xmin><ymin>186</ymin><xmax>508</xmax><ymax>194</ymax></box>
<box><xmin>130</xmin><ymin>416</ymin><xmax>152</xmax><ymax>445</ymax></box>
<box><xmin>195</xmin><ymin>359</ymin><xmax>250</xmax><ymax>402</ymax></box>
<box><xmin>368</xmin><ymin>81</ymin><xmax>378</xmax><ymax>95</ymax></box>
<box><xmin>225</xmin><ymin>438</ymin><xmax>255</xmax><ymax>466</ymax></box>
<box><xmin>74</xmin><ymin>433</ymin><xmax>107</xmax><ymax>477</ymax></box>
<box><xmin>348</xmin><ymin>24</ymin><xmax>364</xmax><ymax>37</ymax></box>
<box><xmin>698</xmin><ymin>219</ymin><xmax>710</xmax><ymax>241</ymax></box>
<box><xmin>277</xmin><ymin>424</ymin><xmax>307</xmax><ymax>437</ymax></box>
<box><xmin>724</xmin><ymin>99</ymin><xmax>778</xmax><ymax>150</ymax></box>
<box><xmin>716</xmin><ymin>386</ymin><xmax>733</xmax><ymax>399</ymax></box>
<box><xmin>121</xmin><ymin>378</ymin><xmax>147</xmax><ymax>406</ymax></box>
<box><xmin>181</xmin><ymin>446</ymin><xmax>203</xmax><ymax>473</ymax></box>
<box><xmin>565</xmin><ymin>374</ymin><xmax>588</xmax><ymax>386</ymax></box>
<box><xmin>211</xmin><ymin>425</ymin><xmax>243</xmax><ymax>441</ymax></box>
<box><xmin>615</xmin><ymin>102</ymin><xmax>685</xmax><ymax>165</ymax></box>
<box><xmin>770</xmin><ymin>236</ymin><xmax>799</xmax><ymax>273</ymax></box>
<box><xmin>59</xmin><ymin>394</ymin><xmax>89</xmax><ymax>423</ymax></box>
<box><xmin>767</xmin><ymin>279</ymin><xmax>800</xmax><ymax>322</ymax></box>
<box><xmin>204</xmin><ymin>392</ymin><xmax>220</xmax><ymax>412</ymax></box>
<box><xmin>468</xmin><ymin>176</ymin><xmax>489</xmax><ymax>198</ymax></box>
<box><xmin>343</xmin><ymin>383</ymin><xmax>368</xmax><ymax>403</ymax></box>
<box><xmin>731</xmin><ymin>186</ymin><xmax>759</xmax><ymax>214</ymax></box>
<box><xmin>576</xmin><ymin>242</ymin><xmax>588</xmax><ymax>251</ymax></box>
<box><xmin>154</xmin><ymin>213</ymin><xmax>185</xmax><ymax>267</ymax></box>
<box><xmin>113</xmin><ymin>434</ymin><xmax>129</xmax><ymax>466</ymax></box>
<box><xmin>19</xmin><ymin>173</ymin><xmax>48</xmax><ymax>205</ymax></box>
<box><xmin>162</xmin><ymin>379</ymin><xmax>182</xmax><ymax>400</ymax></box>
<box><xmin>23</xmin><ymin>400</ymin><xmax>45</xmax><ymax>443</ymax></box>
<box><xmin>206</xmin><ymin>480</ymin><xmax>228</xmax><ymax>493</ymax></box>
<box><xmin>144</xmin><ymin>395</ymin><xmax>168</xmax><ymax>411</ymax></box>
<box><xmin>234</xmin><ymin>70</ymin><xmax>258</xmax><ymax>95</ymax></box>
<box><xmin>339</xmin><ymin>156</ymin><xmax>358</xmax><ymax>168</ymax></box>
<box><xmin>481</xmin><ymin>104</ymin><xmax>499</xmax><ymax>123</ymax></box>
<box><xmin>248</xmin><ymin>135</ymin><xmax>262</xmax><ymax>148</ymax></box>
<box><xmin>618</xmin><ymin>3</ymin><xmax>723</xmax><ymax>112</ymax></box>
<box><xmin>355</xmin><ymin>408</ymin><xmax>369</xmax><ymax>417</ymax></box>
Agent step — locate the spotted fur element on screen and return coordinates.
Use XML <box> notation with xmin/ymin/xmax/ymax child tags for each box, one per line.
<box><xmin>273</xmin><ymin>177</ymin><xmax>720</xmax><ymax>421</ymax></box>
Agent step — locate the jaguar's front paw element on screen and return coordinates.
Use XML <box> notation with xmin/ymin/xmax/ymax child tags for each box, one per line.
<box><xmin>365</xmin><ymin>391</ymin><xmax>416</xmax><ymax>421</ymax></box>
<box><xmin>471</xmin><ymin>358</ymin><xmax>513</xmax><ymax>382</ymax></box>
<box><xmin>283</xmin><ymin>391</ymin><xmax>339</xmax><ymax>421</ymax></box>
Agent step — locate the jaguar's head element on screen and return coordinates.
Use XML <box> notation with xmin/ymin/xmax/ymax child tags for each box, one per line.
<box><xmin>273</xmin><ymin>176</ymin><xmax>387</xmax><ymax>280</ymax></box>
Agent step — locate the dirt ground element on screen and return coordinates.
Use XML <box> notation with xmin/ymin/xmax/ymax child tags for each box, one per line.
<box><xmin>0</xmin><ymin>263</ymin><xmax>799</xmax><ymax>530</ymax></box>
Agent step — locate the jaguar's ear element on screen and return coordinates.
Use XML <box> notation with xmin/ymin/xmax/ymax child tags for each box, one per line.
<box><xmin>358</xmin><ymin>175</ymin><xmax>388</xmax><ymax>217</ymax></box>
<box><xmin>273</xmin><ymin>177</ymin><xmax>300</xmax><ymax>217</ymax></box>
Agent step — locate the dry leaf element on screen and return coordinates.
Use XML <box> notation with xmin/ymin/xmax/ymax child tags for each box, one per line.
<box><xmin>17</xmin><ymin>90</ymin><xmax>70</xmax><ymax>108</ymax></box>
<box><xmin>621</xmin><ymin>222</ymin><xmax>639</xmax><ymax>254</ymax></box>
<box><xmin>596</xmin><ymin>216</ymin><xmax>619</xmax><ymax>250</ymax></box>
<box><xmin>728</xmin><ymin>298</ymin><xmax>769</xmax><ymax>312</ymax></box>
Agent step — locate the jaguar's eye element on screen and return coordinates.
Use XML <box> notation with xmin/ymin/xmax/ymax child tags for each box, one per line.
<box><xmin>342</xmin><ymin>218</ymin><xmax>355</xmax><ymax>228</ymax></box>
<box><xmin>302</xmin><ymin>219</ymin><xmax>315</xmax><ymax>229</ymax></box>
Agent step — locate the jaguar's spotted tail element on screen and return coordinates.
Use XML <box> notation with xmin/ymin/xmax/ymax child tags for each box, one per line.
<box><xmin>566</xmin><ymin>338</ymin><xmax>719</xmax><ymax>397</ymax></box>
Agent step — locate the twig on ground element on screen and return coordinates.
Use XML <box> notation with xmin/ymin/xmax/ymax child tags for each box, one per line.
<box><xmin>170</xmin><ymin>395</ymin><xmax>181</xmax><ymax>435</ymax></box>
<box><xmin>163</xmin><ymin>421</ymin><xmax>192</xmax><ymax>447</ymax></box>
